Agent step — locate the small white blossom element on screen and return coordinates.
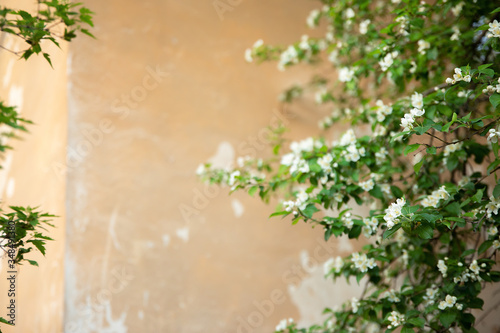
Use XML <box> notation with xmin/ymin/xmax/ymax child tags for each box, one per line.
<box><xmin>359</xmin><ymin>179</ymin><xmax>375</xmax><ymax>191</ymax></box>
<box><xmin>338</xmin><ymin>67</ymin><xmax>355</xmax><ymax>82</ymax></box>
<box><xmin>275</xmin><ymin>318</ymin><xmax>294</xmax><ymax>331</ymax></box>
<box><xmin>437</xmin><ymin>259</ymin><xmax>448</xmax><ymax>277</ymax></box>
<box><xmin>418</xmin><ymin>40</ymin><xmax>430</xmax><ymax>55</ymax></box>
<box><xmin>438</xmin><ymin>295</ymin><xmax>457</xmax><ymax>310</ymax></box>
<box><xmin>379</xmin><ymin>53</ymin><xmax>394</xmax><ymax>72</ymax></box>
<box><xmin>306</xmin><ymin>9</ymin><xmax>321</xmax><ymax>28</ymax></box>
<box><xmin>487</xmin><ymin>20</ymin><xmax>500</xmax><ymax>38</ymax></box>
<box><xmin>360</xmin><ymin>19</ymin><xmax>371</xmax><ymax>34</ymax></box>
<box><xmin>387</xmin><ymin>311</ymin><xmax>404</xmax><ymax>328</ymax></box>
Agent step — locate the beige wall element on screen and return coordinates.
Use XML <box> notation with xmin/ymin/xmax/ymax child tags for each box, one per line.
<box><xmin>63</xmin><ymin>1</ymin><xmax>363</xmax><ymax>332</ymax></box>
<box><xmin>0</xmin><ymin>1</ymin><xmax>69</xmax><ymax>330</ymax></box>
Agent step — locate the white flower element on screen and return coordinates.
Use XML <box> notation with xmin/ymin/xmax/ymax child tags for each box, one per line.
<box><xmin>451</xmin><ymin>25</ymin><xmax>460</xmax><ymax>41</ymax></box>
<box><xmin>488</xmin><ymin>226</ymin><xmax>499</xmax><ymax>237</ymax></box>
<box><xmin>437</xmin><ymin>259</ymin><xmax>447</xmax><ymax>277</ymax></box>
<box><xmin>423</xmin><ymin>286</ymin><xmax>438</xmax><ymax>305</ymax></box>
<box><xmin>275</xmin><ymin>318</ymin><xmax>293</xmax><ymax>331</ymax></box>
<box><xmin>400</xmin><ymin>112</ymin><xmax>415</xmax><ymax>132</ymax></box>
<box><xmin>244</xmin><ymin>48</ymin><xmax>253</xmax><ymax>62</ymax></box>
<box><xmin>306</xmin><ymin>9</ymin><xmax>321</xmax><ymax>28</ymax></box>
<box><xmin>359</xmin><ymin>179</ymin><xmax>375</xmax><ymax>191</ymax></box>
<box><xmin>375</xmin><ymin>100</ymin><xmax>392</xmax><ymax>122</ymax></box>
<box><xmin>228</xmin><ymin>170</ymin><xmax>240</xmax><ymax>186</ymax></box>
<box><xmin>410</xmin><ymin>108</ymin><xmax>425</xmax><ymax>117</ymax></box>
<box><xmin>451</xmin><ymin>2</ymin><xmax>464</xmax><ymax>16</ymax></box>
<box><xmin>453</xmin><ymin>68</ymin><xmax>463</xmax><ymax>82</ymax></box>
<box><xmin>418</xmin><ymin>40</ymin><xmax>430</xmax><ymax>55</ymax></box>
<box><xmin>487</xmin><ymin>128</ymin><xmax>500</xmax><ymax>143</ymax></box>
<box><xmin>438</xmin><ymin>295</ymin><xmax>457</xmax><ymax>310</ymax></box>
<box><xmin>421</xmin><ymin>186</ymin><xmax>449</xmax><ymax>208</ymax></box>
<box><xmin>384</xmin><ymin>197</ymin><xmax>405</xmax><ymax>229</ymax></box>
<box><xmin>318</xmin><ymin>154</ymin><xmax>333</xmax><ymax>171</ymax></box>
<box><xmin>344</xmin><ymin>8</ymin><xmax>355</xmax><ymax>19</ymax></box>
<box><xmin>379</xmin><ymin>53</ymin><xmax>394</xmax><ymax>72</ymax></box>
<box><xmin>489</xmin><ymin>20</ymin><xmax>500</xmax><ymax>38</ymax></box>
<box><xmin>360</xmin><ymin>19</ymin><xmax>371</xmax><ymax>34</ymax></box>
<box><xmin>253</xmin><ymin>39</ymin><xmax>264</xmax><ymax>48</ymax></box>
<box><xmin>324</xmin><ymin>256</ymin><xmax>343</xmax><ymax>274</ymax></box>
<box><xmin>383</xmin><ymin>289</ymin><xmax>401</xmax><ymax>303</ymax></box>
<box><xmin>351</xmin><ymin>297</ymin><xmax>359</xmax><ymax>313</ymax></box>
<box><xmin>338</xmin><ymin>67</ymin><xmax>355</xmax><ymax>82</ymax></box>
<box><xmin>411</xmin><ymin>92</ymin><xmax>424</xmax><ymax>109</ymax></box>
<box><xmin>469</xmin><ymin>260</ymin><xmax>480</xmax><ymax>275</ymax></box>
<box><xmin>387</xmin><ymin>311</ymin><xmax>404</xmax><ymax>328</ymax></box>
<box><xmin>278</xmin><ymin>45</ymin><xmax>298</xmax><ymax>71</ymax></box>
<box><xmin>493</xmin><ymin>239</ymin><xmax>500</xmax><ymax>249</ymax></box>
<box><xmin>196</xmin><ymin>164</ymin><xmax>206</xmax><ymax>175</ymax></box>
<box><xmin>283</xmin><ymin>200</ymin><xmax>295</xmax><ymax>212</ymax></box>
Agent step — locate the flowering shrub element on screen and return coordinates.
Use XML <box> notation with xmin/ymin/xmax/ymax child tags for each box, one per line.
<box><xmin>199</xmin><ymin>0</ymin><xmax>500</xmax><ymax>332</ymax></box>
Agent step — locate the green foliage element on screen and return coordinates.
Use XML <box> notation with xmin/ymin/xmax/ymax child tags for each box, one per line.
<box><xmin>0</xmin><ymin>1</ymin><xmax>94</xmax><ymax>65</ymax></box>
<box><xmin>199</xmin><ymin>0</ymin><xmax>500</xmax><ymax>332</ymax></box>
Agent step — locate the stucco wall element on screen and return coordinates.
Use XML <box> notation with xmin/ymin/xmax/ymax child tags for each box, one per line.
<box><xmin>63</xmin><ymin>1</ymin><xmax>363</xmax><ymax>332</ymax></box>
<box><xmin>0</xmin><ymin>0</ymin><xmax>69</xmax><ymax>330</ymax></box>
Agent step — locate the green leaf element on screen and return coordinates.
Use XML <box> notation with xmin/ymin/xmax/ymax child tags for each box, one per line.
<box><xmin>473</xmin><ymin>189</ymin><xmax>484</xmax><ymax>202</ymax></box>
<box><xmin>383</xmin><ymin>224</ymin><xmax>401</xmax><ymax>239</ymax></box>
<box><xmin>348</xmin><ymin>225</ymin><xmax>362</xmax><ymax>239</ymax></box>
<box><xmin>426</xmin><ymin>146</ymin><xmax>437</xmax><ymax>154</ymax></box>
<box><xmin>27</xmin><ymin>260</ymin><xmax>39</xmax><ymax>266</ymax></box>
<box><xmin>478</xmin><ymin>240</ymin><xmax>493</xmax><ymax>255</ymax></box>
<box><xmin>404</xmin><ymin>144</ymin><xmax>420</xmax><ymax>156</ymax></box>
<box><xmin>407</xmin><ymin>317</ymin><xmax>425</xmax><ymax>328</ymax></box>
<box><xmin>27</xmin><ymin>239</ymin><xmax>46</xmax><ymax>255</ymax></box>
<box><xmin>301</xmin><ymin>204</ymin><xmax>319</xmax><ymax>218</ymax></box>
<box><xmin>492</xmin><ymin>7</ymin><xmax>500</xmax><ymax>14</ymax></box>
<box><xmin>440</xmin><ymin>311</ymin><xmax>456</xmax><ymax>328</ymax></box>
<box><xmin>0</xmin><ymin>317</ymin><xmax>13</xmax><ymax>325</ymax></box>
<box><xmin>490</xmin><ymin>94</ymin><xmax>500</xmax><ymax>109</ymax></box>
<box><xmin>269</xmin><ymin>211</ymin><xmax>288</xmax><ymax>218</ymax></box>
<box><xmin>445</xmin><ymin>202</ymin><xmax>461</xmax><ymax>215</ymax></box>
<box><xmin>43</xmin><ymin>53</ymin><xmax>53</xmax><ymax>68</ymax></box>
<box><xmin>391</xmin><ymin>186</ymin><xmax>404</xmax><ymax>198</ymax></box>
<box><xmin>248</xmin><ymin>186</ymin><xmax>258</xmax><ymax>196</ymax></box>
<box><xmin>414</xmin><ymin>159</ymin><xmax>424</xmax><ymax>175</ymax></box>
<box><xmin>415</xmin><ymin>224</ymin><xmax>433</xmax><ymax>239</ymax></box>
<box><xmin>494</xmin><ymin>185</ymin><xmax>500</xmax><ymax>198</ymax></box>
<box><xmin>401</xmin><ymin>327</ymin><xmax>414</xmax><ymax>333</ymax></box>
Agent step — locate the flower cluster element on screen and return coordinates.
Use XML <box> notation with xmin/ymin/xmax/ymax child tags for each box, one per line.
<box><xmin>487</xmin><ymin>20</ymin><xmax>500</xmax><ymax>39</ymax></box>
<box><xmin>438</xmin><ymin>294</ymin><xmax>461</xmax><ymax>310</ymax></box>
<box><xmin>387</xmin><ymin>311</ymin><xmax>404</xmax><ymax>329</ymax></box>
<box><xmin>375</xmin><ymin>100</ymin><xmax>392</xmax><ymax>122</ymax></box>
<box><xmin>453</xmin><ymin>260</ymin><xmax>482</xmax><ymax>284</ymax></box>
<box><xmin>487</xmin><ymin>127</ymin><xmax>500</xmax><ymax>143</ymax></box>
<box><xmin>275</xmin><ymin>318</ymin><xmax>294</xmax><ymax>331</ymax></box>
<box><xmin>482</xmin><ymin>78</ymin><xmax>500</xmax><ymax>94</ymax></box>
<box><xmin>421</xmin><ymin>186</ymin><xmax>450</xmax><ymax>208</ymax></box>
<box><xmin>351</xmin><ymin>252</ymin><xmax>377</xmax><ymax>273</ymax></box>
<box><xmin>382</xmin><ymin>289</ymin><xmax>401</xmax><ymax>303</ymax></box>
<box><xmin>323</xmin><ymin>256</ymin><xmax>343</xmax><ymax>275</ymax></box>
<box><xmin>400</xmin><ymin>92</ymin><xmax>425</xmax><ymax>131</ymax></box>
<box><xmin>244</xmin><ymin>39</ymin><xmax>264</xmax><ymax>63</ymax></box>
<box><xmin>384</xmin><ymin>198</ymin><xmax>405</xmax><ymax>229</ymax></box>
<box><xmin>445</xmin><ymin>68</ymin><xmax>471</xmax><ymax>84</ymax></box>
<box><xmin>422</xmin><ymin>286</ymin><xmax>439</xmax><ymax>306</ymax></box>
<box><xmin>485</xmin><ymin>196</ymin><xmax>500</xmax><ymax>218</ymax></box>
<box><xmin>379</xmin><ymin>52</ymin><xmax>397</xmax><ymax>72</ymax></box>
<box><xmin>437</xmin><ymin>259</ymin><xmax>448</xmax><ymax>277</ymax></box>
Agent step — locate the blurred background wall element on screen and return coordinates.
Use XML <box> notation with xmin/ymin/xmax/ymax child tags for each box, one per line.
<box><xmin>0</xmin><ymin>0</ymin><xmax>363</xmax><ymax>332</ymax></box>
